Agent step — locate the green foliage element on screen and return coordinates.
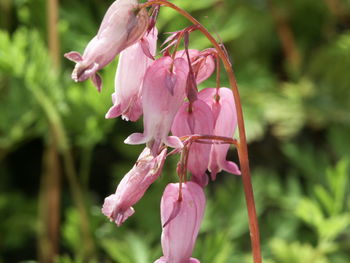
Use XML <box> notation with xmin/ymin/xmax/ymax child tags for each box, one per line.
<box><xmin>297</xmin><ymin>160</ymin><xmax>349</xmax><ymax>242</ymax></box>
<box><xmin>269</xmin><ymin>239</ymin><xmax>329</xmax><ymax>263</ymax></box>
<box><xmin>0</xmin><ymin>193</ymin><xmax>37</xmax><ymax>253</ymax></box>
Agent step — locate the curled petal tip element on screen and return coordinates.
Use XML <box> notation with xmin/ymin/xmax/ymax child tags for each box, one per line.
<box><xmin>105</xmin><ymin>102</ymin><xmax>123</xmax><ymax>119</ymax></box>
<box><xmin>165</xmin><ymin>136</ymin><xmax>183</xmax><ymax>149</ymax></box>
<box><xmin>64</xmin><ymin>51</ymin><xmax>83</xmax><ymax>62</ymax></box>
<box><xmin>223</xmin><ymin>161</ymin><xmax>241</xmax><ymax>175</ymax></box>
<box><xmin>92</xmin><ymin>73</ymin><xmax>103</xmax><ymax>92</ymax></box>
<box><xmin>141</xmin><ymin>37</ymin><xmax>155</xmax><ymax>60</ymax></box>
<box><xmin>124</xmin><ymin>133</ymin><xmax>148</xmax><ymax>145</ymax></box>
<box><xmin>112</xmin><ymin>206</ymin><xmax>135</xmax><ymax>227</ymax></box>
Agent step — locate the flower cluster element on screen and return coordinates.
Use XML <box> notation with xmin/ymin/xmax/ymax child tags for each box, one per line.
<box><xmin>65</xmin><ymin>1</ymin><xmax>241</xmax><ymax>262</ymax></box>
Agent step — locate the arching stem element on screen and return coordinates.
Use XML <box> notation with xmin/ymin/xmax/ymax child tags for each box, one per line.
<box><xmin>141</xmin><ymin>1</ymin><xmax>262</xmax><ymax>262</ymax></box>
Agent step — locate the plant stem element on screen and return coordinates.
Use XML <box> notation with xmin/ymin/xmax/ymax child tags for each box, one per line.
<box><xmin>142</xmin><ymin>1</ymin><xmax>262</xmax><ymax>262</ymax></box>
<box><xmin>30</xmin><ymin>86</ymin><xmax>95</xmax><ymax>259</ymax></box>
<box><xmin>47</xmin><ymin>0</ymin><xmax>60</xmax><ymax>68</ymax></box>
<box><xmin>38</xmin><ymin>127</ymin><xmax>61</xmax><ymax>263</ymax></box>
<box><xmin>80</xmin><ymin>145</ymin><xmax>94</xmax><ymax>194</ymax></box>
<box><xmin>181</xmin><ymin>134</ymin><xmax>238</xmax><ymax>146</ymax></box>
<box><xmin>323</xmin><ymin>0</ymin><xmax>345</xmax><ymax>19</ymax></box>
<box><xmin>267</xmin><ymin>0</ymin><xmax>300</xmax><ymax>70</ymax></box>
<box><xmin>0</xmin><ymin>0</ymin><xmax>12</xmax><ymax>30</ymax></box>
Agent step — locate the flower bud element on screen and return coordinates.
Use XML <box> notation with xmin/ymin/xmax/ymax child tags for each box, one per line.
<box><xmin>155</xmin><ymin>182</ymin><xmax>205</xmax><ymax>263</ymax></box>
<box><xmin>102</xmin><ymin>147</ymin><xmax>166</xmax><ymax>226</ymax></box>
<box><xmin>65</xmin><ymin>0</ymin><xmax>149</xmax><ymax>92</ymax></box>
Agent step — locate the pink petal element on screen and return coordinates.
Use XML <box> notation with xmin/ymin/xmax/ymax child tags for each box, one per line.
<box><xmin>91</xmin><ymin>73</ymin><xmax>102</xmax><ymax>92</ymax></box>
<box><xmin>175</xmin><ymin>49</ymin><xmax>215</xmax><ymax>84</ymax></box>
<box><xmin>107</xmin><ymin>27</ymin><xmax>158</xmax><ymax>121</ymax></box>
<box><xmin>141</xmin><ymin>37</ymin><xmax>155</xmax><ymax>60</ymax></box>
<box><xmin>64</xmin><ymin>51</ymin><xmax>82</xmax><ymax>62</ymax></box>
<box><xmin>154</xmin><ymin>257</ymin><xmax>167</xmax><ymax>263</ymax></box>
<box><xmin>154</xmin><ymin>257</ymin><xmax>201</xmax><ymax>263</ymax></box>
<box><xmin>124</xmin><ymin>133</ymin><xmax>149</xmax><ymax>145</ymax></box>
<box><xmin>105</xmin><ymin>104</ymin><xmax>123</xmax><ymax>119</ymax></box>
<box><xmin>164</xmin><ymin>136</ymin><xmax>183</xmax><ymax>149</ymax></box>
<box><xmin>191</xmin><ymin>173</ymin><xmax>209</xmax><ymax>188</ymax></box>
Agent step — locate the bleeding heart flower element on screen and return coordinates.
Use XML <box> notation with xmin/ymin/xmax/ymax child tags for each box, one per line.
<box><xmin>64</xmin><ymin>0</ymin><xmax>148</xmax><ymax>92</ymax></box>
<box><xmin>155</xmin><ymin>182</ymin><xmax>205</xmax><ymax>263</ymax></box>
<box><xmin>102</xmin><ymin>147</ymin><xmax>166</xmax><ymax>226</ymax></box>
<box><xmin>175</xmin><ymin>49</ymin><xmax>215</xmax><ymax>84</ymax></box>
<box><xmin>171</xmin><ymin>100</ymin><xmax>214</xmax><ymax>187</ymax></box>
<box><xmin>105</xmin><ymin>27</ymin><xmax>158</xmax><ymax>121</ymax></box>
<box><xmin>198</xmin><ymin>87</ymin><xmax>241</xmax><ymax>180</ymax></box>
<box><xmin>124</xmin><ymin>56</ymin><xmax>189</xmax><ymax>155</ymax></box>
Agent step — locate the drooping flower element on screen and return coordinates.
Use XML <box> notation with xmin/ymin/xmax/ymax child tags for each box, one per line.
<box><xmin>155</xmin><ymin>182</ymin><xmax>205</xmax><ymax>263</ymax></box>
<box><xmin>102</xmin><ymin>147</ymin><xmax>167</xmax><ymax>226</ymax></box>
<box><xmin>198</xmin><ymin>87</ymin><xmax>241</xmax><ymax>180</ymax></box>
<box><xmin>175</xmin><ymin>49</ymin><xmax>215</xmax><ymax>84</ymax></box>
<box><xmin>171</xmin><ymin>100</ymin><xmax>214</xmax><ymax>187</ymax></box>
<box><xmin>124</xmin><ymin>56</ymin><xmax>189</xmax><ymax>155</ymax></box>
<box><xmin>64</xmin><ymin>0</ymin><xmax>149</xmax><ymax>92</ymax></box>
<box><xmin>105</xmin><ymin>27</ymin><xmax>158</xmax><ymax>121</ymax></box>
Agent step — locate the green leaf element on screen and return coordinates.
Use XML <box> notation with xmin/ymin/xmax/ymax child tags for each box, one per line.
<box><xmin>296</xmin><ymin>198</ymin><xmax>324</xmax><ymax>229</ymax></box>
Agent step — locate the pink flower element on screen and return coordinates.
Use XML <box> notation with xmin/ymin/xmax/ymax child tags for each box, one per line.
<box><xmin>155</xmin><ymin>182</ymin><xmax>205</xmax><ymax>263</ymax></box>
<box><xmin>102</xmin><ymin>147</ymin><xmax>166</xmax><ymax>226</ymax></box>
<box><xmin>198</xmin><ymin>87</ymin><xmax>241</xmax><ymax>180</ymax></box>
<box><xmin>105</xmin><ymin>27</ymin><xmax>158</xmax><ymax>121</ymax></box>
<box><xmin>124</xmin><ymin>56</ymin><xmax>189</xmax><ymax>155</ymax></box>
<box><xmin>175</xmin><ymin>49</ymin><xmax>215</xmax><ymax>84</ymax></box>
<box><xmin>64</xmin><ymin>0</ymin><xmax>148</xmax><ymax>92</ymax></box>
<box><xmin>171</xmin><ymin>100</ymin><xmax>214</xmax><ymax>187</ymax></box>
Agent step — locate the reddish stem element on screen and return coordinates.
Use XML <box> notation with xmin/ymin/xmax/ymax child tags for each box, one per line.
<box><xmin>171</xmin><ymin>31</ymin><xmax>184</xmax><ymax>60</ymax></box>
<box><xmin>177</xmin><ymin>144</ymin><xmax>190</xmax><ymax>201</ymax></box>
<box><xmin>141</xmin><ymin>1</ymin><xmax>262</xmax><ymax>262</ymax></box>
<box><xmin>180</xmin><ymin>134</ymin><xmax>238</xmax><ymax>146</ymax></box>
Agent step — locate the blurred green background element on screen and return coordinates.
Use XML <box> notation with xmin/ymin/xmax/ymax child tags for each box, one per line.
<box><xmin>1</xmin><ymin>0</ymin><xmax>350</xmax><ymax>262</ymax></box>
